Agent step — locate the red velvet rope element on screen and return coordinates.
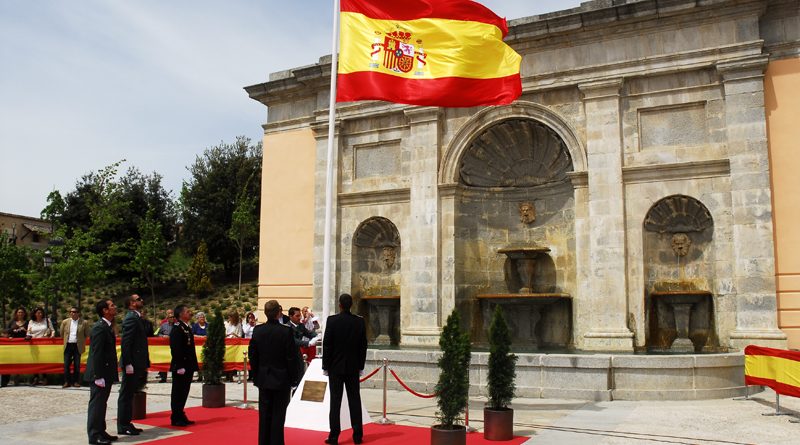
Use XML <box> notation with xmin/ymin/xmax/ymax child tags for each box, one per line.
<box><xmin>389</xmin><ymin>368</ymin><xmax>438</xmax><ymax>398</ymax></box>
<box><xmin>359</xmin><ymin>366</ymin><xmax>382</xmax><ymax>382</ymax></box>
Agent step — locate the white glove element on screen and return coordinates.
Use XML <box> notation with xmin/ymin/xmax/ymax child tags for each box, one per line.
<box><xmin>94</xmin><ymin>378</ymin><xmax>106</xmax><ymax>388</ymax></box>
<box><xmin>308</xmin><ymin>337</ymin><xmax>319</xmax><ymax>347</ymax></box>
<box><xmin>359</xmin><ymin>369</ymin><xmax>365</xmax><ymax>377</ymax></box>
<box><xmin>125</xmin><ymin>364</ymin><xmax>134</xmax><ymax>375</ymax></box>
<box><xmin>323</xmin><ymin>370</ymin><xmax>329</xmax><ymax>376</ymax></box>
<box><xmin>177</xmin><ymin>368</ymin><xmax>186</xmax><ymax>375</ymax></box>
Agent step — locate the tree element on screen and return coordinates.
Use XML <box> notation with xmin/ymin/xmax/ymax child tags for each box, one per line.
<box><xmin>45</xmin><ymin>227</ymin><xmax>105</xmax><ymax>312</ymax></box>
<box><xmin>227</xmin><ymin>189</ymin><xmax>258</xmax><ymax>299</ymax></box>
<box><xmin>187</xmin><ymin>241</ymin><xmax>213</xmax><ymax>297</ymax></box>
<box><xmin>128</xmin><ymin>208</ymin><xmax>167</xmax><ymax>315</ymax></box>
<box><xmin>181</xmin><ymin>136</ymin><xmax>261</xmax><ymax>275</ymax></box>
<box><xmin>487</xmin><ymin>305</ymin><xmax>517</xmax><ymax>410</ymax></box>
<box><xmin>0</xmin><ymin>242</ymin><xmax>33</xmax><ymax>326</ymax></box>
<box><xmin>201</xmin><ymin>309</ymin><xmax>226</xmax><ymax>385</ymax></box>
<box><xmin>435</xmin><ymin>309</ymin><xmax>471</xmax><ymax>429</ymax></box>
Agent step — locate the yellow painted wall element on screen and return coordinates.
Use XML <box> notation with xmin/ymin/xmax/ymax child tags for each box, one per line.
<box><xmin>766</xmin><ymin>57</ymin><xmax>800</xmax><ymax>349</ymax></box>
<box><xmin>257</xmin><ymin>128</ymin><xmax>316</xmax><ymax>321</ymax></box>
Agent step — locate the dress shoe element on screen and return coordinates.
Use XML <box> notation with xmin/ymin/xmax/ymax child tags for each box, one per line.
<box><xmin>101</xmin><ymin>433</ymin><xmax>118</xmax><ymax>442</ymax></box>
<box><xmin>171</xmin><ymin>420</ymin><xmax>191</xmax><ymax>427</ymax></box>
<box><xmin>62</xmin><ymin>383</ymin><xmax>70</xmax><ymax>388</ymax></box>
<box><xmin>88</xmin><ymin>437</ymin><xmax>112</xmax><ymax>445</ymax></box>
<box><xmin>73</xmin><ymin>382</ymin><xmax>82</xmax><ymax>388</ymax></box>
<box><xmin>324</xmin><ymin>438</ymin><xmax>338</xmax><ymax>445</ymax></box>
<box><xmin>117</xmin><ymin>426</ymin><xmax>140</xmax><ymax>436</ymax></box>
<box><xmin>182</xmin><ymin>418</ymin><xmax>196</xmax><ymax>425</ymax></box>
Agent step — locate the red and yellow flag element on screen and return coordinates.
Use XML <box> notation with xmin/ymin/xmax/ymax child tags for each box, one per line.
<box><xmin>337</xmin><ymin>0</ymin><xmax>522</xmax><ymax>108</ymax></box>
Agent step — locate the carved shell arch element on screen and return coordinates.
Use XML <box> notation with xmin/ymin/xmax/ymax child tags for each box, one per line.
<box><xmin>353</xmin><ymin>217</ymin><xmax>400</xmax><ymax>248</ymax></box>
<box><xmin>458</xmin><ymin>119</ymin><xmax>573</xmax><ymax>187</ymax></box>
<box><xmin>643</xmin><ymin>195</ymin><xmax>713</xmax><ymax>233</ymax></box>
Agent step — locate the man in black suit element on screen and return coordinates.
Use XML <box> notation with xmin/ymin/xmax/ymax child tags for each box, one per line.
<box><xmin>249</xmin><ymin>300</ymin><xmax>302</xmax><ymax>445</ymax></box>
<box><xmin>117</xmin><ymin>294</ymin><xmax>150</xmax><ymax>436</ymax></box>
<box><xmin>323</xmin><ymin>293</ymin><xmax>368</xmax><ymax>445</ymax></box>
<box><xmin>169</xmin><ymin>304</ymin><xmax>199</xmax><ymax>426</ymax></box>
<box><xmin>86</xmin><ymin>299</ymin><xmax>119</xmax><ymax>445</ymax></box>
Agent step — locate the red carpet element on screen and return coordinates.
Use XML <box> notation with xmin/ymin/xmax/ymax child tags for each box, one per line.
<box><xmin>136</xmin><ymin>406</ymin><xmax>528</xmax><ymax>445</ymax></box>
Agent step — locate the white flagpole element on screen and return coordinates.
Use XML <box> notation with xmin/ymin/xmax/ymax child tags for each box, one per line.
<box><xmin>322</xmin><ymin>0</ymin><xmax>340</xmax><ymax>325</ymax></box>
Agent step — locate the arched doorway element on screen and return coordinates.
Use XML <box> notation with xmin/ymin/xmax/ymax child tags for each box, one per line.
<box><xmin>351</xmin><ymin>217</ymin><xmax>401</xmax><ymax>345</ymax></box>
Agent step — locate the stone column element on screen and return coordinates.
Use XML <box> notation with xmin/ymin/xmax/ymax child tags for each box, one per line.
<box><xmin>401</xmin><ymin>107</ymin><xmax>442</xmax><ymax>346</ymax></box>
<box><xmin>310</xmin><ymin>119</ymin><xmax>341</xmax><ymax>318</ymax></box>
<box><xmin>439</xmin><ymin>184</ymin><xmax>458</xmax><ymax>330</ymax></box>
<box><xmin>578</xmin><ymin>79</ymin><xmax>634</xmax><ymax>351</ymax></box>
<box><xmin>568</xmin><ymin>171</ymin><xmax>591</xmax><ymax>349</ymax></box>
<box><xmin>718</xmin><ymin>55</ymin><xmax>787</xmax><ymax>349</ymax></box>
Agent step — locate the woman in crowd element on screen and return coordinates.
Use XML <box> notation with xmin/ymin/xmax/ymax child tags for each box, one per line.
<box><xmin>242</xmin><ymin>312</ymin><xmax>256</xmax><ymax>339</ymax></box>
<box><xmin>2</xmin><ymin>307</ymin><xmax>29</xmax><ymax>386</ymax></box>
<box><xmin>26</xmin><ymin>307</ymin><xmax>55</xmax><ymax>385</ymax></box>
<box><xmin>224</xmin><ymin>310</ymin><xmax>242</xmax><ymax>338</ymax></box>
<box><xmin>192</xmin><ymin>311</ymin><xmax>208</xmax><ymax>337</ymax></box>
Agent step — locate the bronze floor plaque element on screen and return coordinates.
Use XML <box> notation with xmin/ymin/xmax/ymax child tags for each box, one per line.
<box><xmin>301</xmin><ymin>380</ymin><xmax>327</xmax><ymax>402</ymax></box>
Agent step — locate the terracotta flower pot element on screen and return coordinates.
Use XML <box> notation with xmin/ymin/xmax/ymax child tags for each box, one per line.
<box><xmin>132</xmin><ymin>391</ymin><xmax>147</xmax><ymax>420</ymax></box>
<box><xmin>431</xmin><ymin>424</ymin><xmax>466</xmax><ymax>445</ymax></box>
<box><xmin>484</xmin><ymin>407</ymin><xmax>514</xmax><ymax>441</ymax></box>
<box><xmin>202</xmin><ymin>383</ymin><xmax>226</xmax><ymax>408</ymax></box>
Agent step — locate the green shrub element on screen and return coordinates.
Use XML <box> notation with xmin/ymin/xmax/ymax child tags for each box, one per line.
<box><xmin>201</xmin><ymin>309</ymin><xmax>225</xmax><ymax>385</ymax></box>
<box><xmin>487</xmin><ymin>305</ymin><xmax>517</xmax><ymax>409</ymax></box>
<box><xmin>435</xmin><ymin>309</ymin><xmax>471</xmax><ymax>428</ymax></box>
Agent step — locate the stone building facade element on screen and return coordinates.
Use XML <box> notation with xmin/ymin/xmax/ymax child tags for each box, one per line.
<box><xmin>247</xmin><ymin>0</ymin><xmax>800</xmax><ymax>352</ymax></box>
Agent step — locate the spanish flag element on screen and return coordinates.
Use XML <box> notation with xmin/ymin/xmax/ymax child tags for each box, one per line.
<box><xmin>337</xmin><ymin>0</ymin><xmax>522</xmax><ymax>108</ymax></box>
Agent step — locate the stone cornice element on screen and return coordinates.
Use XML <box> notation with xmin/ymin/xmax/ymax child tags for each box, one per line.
<box><xmin>716</xmin><ymin>54</ymin><xmax>770</xmax><ymax>81</ymax></box>
<box><xmin>404</xmin><ymin>107</ymin><xmax>441</xmax><ymax>125</ymax></box>
<box><xmin>338</xmin><ymin>188</ymin><xmax>411</xmax><ymax>207</ymax></box>
<box><xmin>622</xmin><ymin>159</ymin><xmax>731</xmax><ymax>184</ymax></box>
<box><xmin>578</xmin><ymin>78</ymin><xmax>624</xmax><ymax>100</ymax></box>
<box><xmin>567</xmin><ymin>171</ymin><xmax>589</xmax><ymax>188</ymax></box>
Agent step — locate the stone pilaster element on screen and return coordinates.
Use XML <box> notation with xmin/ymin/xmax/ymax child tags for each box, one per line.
<box><xmin>310</xmin><ymin>119</ymin><xmax>341</xmax><ymax>319</ymax></box>
<box><xmin>578</xmin><ymin>79</ymin><xmax>634</xmax><ymax>351</ymax></box>
<box><xmin>401</xmin><ymin>107</ymin><xmax>442</xmax><ymax>346</ymax></box>
<box><xmin>717</xmin><ymin>55</ymin><xmax>787</xmax><ymax>350</ymax></box>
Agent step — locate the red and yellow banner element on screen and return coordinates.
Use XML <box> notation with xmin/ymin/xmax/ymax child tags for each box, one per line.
<box><xmin>744</xmin><ymin>345</ymin><xmax>800</xmax><ymax>398</ymax></box>
<box><xmin>0</xmin><ymin>337</ymin><xmax>250</xmax><ymax>375</ymax></box>
<box><xmin>337</xmin><ymin>0</ymin><xmax>522</xmax><ymax>107</ymax></box>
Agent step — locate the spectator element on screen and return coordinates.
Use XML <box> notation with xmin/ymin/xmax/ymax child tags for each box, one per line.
<box><xmin>277</xmin><ymin>305</ymin><xmax>290</xmax><ymax>326</ymax></box>
<box><xmin>2</xmin><ymin>307</ymin><xmax>28</xmax><ymax>387</ymax></box>
<box><xmin>242</xmin><ymin>312</ymin><xmax>257</xmax><ymax>339</ymax></box>
<box><xmin>301</xmin><ymin>306</ymin><xmax>320</xmax><ymax>333</ymax></box>
<box><xmin>60</xmin><ymin>307</ymin><xmax>91</xmax><ymax>388</ymax></box>
<box><xmin>224</xmin><ymin>310</ymin><xmax>243</xmax><ymax>338</ymax></box>
<box><xmin>288</xmin><ymin>307</ymin><xmax>319</xmax><ymax>364</ymax></box>
<box><xmin>157</xmin><ymin>309</ymin><xmax>176</xmax><ymax>383</ymax></box>
<box><xmin>192</xmin><ymin>312</ymin><xmax>208</xmax><ymax>337</ymax></box>
<box><xmin>27</xmin><ymin>307</ymin><xmax>55</xmax><ymax>385</ymax></box>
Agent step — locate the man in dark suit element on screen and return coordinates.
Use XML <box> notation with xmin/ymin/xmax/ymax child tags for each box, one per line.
<box><xmin>249</xmin><ymin>300</ymin><xmax>302</xmax><ymax>445</ymax></box>
<box><xmin>323</xmin><ymin>293</ymin><xmax>368</xmax><ymax>445</ymax></box>
<box><xmin>85</xmin><ymin>299</ymin><xmax>119</xmax><ymax>445</ymax></box>
<box><xmin>169</xmin><ymin>304</ymin><xmax>199</xmax><ymax>426</ymax></box>
<box><xmin>117</xmin><ymin>294</ymin><xmax>150</xmax><ymax>436</ymax></box>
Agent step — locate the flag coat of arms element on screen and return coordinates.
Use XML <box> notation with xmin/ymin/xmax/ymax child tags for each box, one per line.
<box><xmin>337</xmin><ymin>0</ymin><xmax>522</xmax><ymax>108</ymax></box>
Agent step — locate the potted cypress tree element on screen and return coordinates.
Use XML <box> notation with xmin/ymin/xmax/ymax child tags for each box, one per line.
<box><xmin>432</xmin><ymin>309</ymin><xmax>471</xmax><ymax>445</ymax></box>
<box><xmin>484</xmin><ymin>305</ymin><xmax>517</xmax><ymax>441</ymax></box>
<box><xmin>201</xmin><ymin>309</ymin><xmax>226</xmax><ymax>407</ymax></box>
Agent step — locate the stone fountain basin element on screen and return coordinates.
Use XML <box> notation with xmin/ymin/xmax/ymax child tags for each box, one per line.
<box><xmin>650</xmin><ymin>290</ymin><xmax>711</xmax><ymax>305</ymax></box>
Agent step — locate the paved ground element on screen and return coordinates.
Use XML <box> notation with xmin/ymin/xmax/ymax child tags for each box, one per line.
<box><xmin>1</xmin><ymin>374</ymin><xmax>799</xmax><ymax>445</ymax></box>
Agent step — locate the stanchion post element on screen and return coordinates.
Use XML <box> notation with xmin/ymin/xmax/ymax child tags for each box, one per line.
<box><xmin>376</xmin><ymin>358</ymin><xmax>394</xmax><ymax>425</ymax></box>
<box><xmin>237</xmin><ymin>351</ymin><xmax>253</xmax><ymax>410</ymax></box>
<box><xmin>762</xmin><ymin>392</ymin><xmax>789</xmax><ymax>416</ymax></box>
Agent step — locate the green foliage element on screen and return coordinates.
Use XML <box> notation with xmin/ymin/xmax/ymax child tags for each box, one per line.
<box><xmin>487</xmin><ymin>305</ymin><xmax>517</xmax><ymax>409</ymax></box>
<box><xmin>227</xmin><ymin>187</ymin><xmax>258</xmax><ymax>299</ymax></box>
<box><xmin>0</xmin><ymin>242</ymin><xmax>34</xmax><ymax>325</ymax></box>
<box><xmin>187</xmin><ymin>241</ymin><xmax>213</xmax><ymax>296</ymax></box>
<box><xmin>181</xmin><ymin>136</ymin><xmax>261</xmax><ymax>275</ymax></box>
<box><xmin>128</xmin><ymin>208</ymin><xmax>167</xmax><ymax>313</ymax></box>
<box><xmin>435</xmin><ymin>309</ymin><xmax>471</xmax><ymax>428</ymax></box>
<box><xmin>45</xmin><ymin>227</ymin><xmax>106</xmax><ymax>309</ymax></box>
<box><xmin>201</xmin><ymin>309</ymin><xmax>226</xmax><ymax>385</ymax></box>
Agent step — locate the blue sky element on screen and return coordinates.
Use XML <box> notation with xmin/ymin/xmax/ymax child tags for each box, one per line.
<box><xmin>0</xmin><ymin>0</ymin><xmax>583</xmax><ymax>217</ymax></box>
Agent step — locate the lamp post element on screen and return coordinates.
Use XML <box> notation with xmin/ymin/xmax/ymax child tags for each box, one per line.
<box><xmin>43</xmin><ymin>249</ymin><xmax>58</xmax><ymax>336</ymax></box>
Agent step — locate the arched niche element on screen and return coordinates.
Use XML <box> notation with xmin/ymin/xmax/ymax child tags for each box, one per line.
<box><xmin>351</xmin><ymin>217</ymin><xmax>401</xmax><ymax>345</ymax></box>
<box><xmin>642</xmin><ymin>195</ymin><xmax>718</xmax><ymax>352</ymax></box>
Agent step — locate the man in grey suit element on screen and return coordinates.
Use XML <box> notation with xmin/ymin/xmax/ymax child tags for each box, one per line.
<box><xmin>85</xmin><ymin>299</ymin><xmax>119</xmax><ymax>445</ymax></box>
<box><xmin>117</xmin><ymin>294</ymin><xmax>150</xmax><ymax>436</ymax></box>
<box><xmin>323</xmin><ymin>293</ymin><xmax>368</xmax><ymax>445</ymax></box>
